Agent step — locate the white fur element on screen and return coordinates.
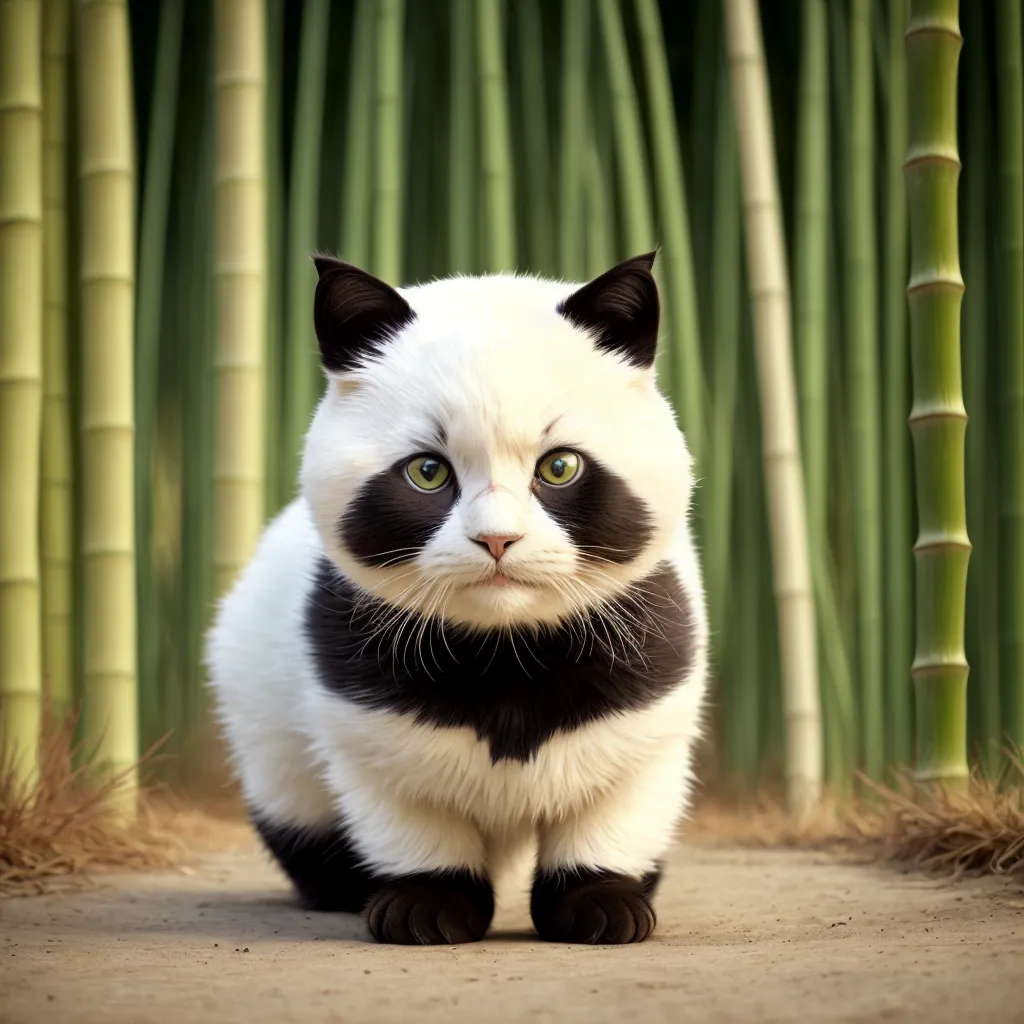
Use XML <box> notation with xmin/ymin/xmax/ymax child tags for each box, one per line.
<box><xmin>205</xmin><ymin>269</ymin><xmax>709</xmax><ymax>903</ymax></box>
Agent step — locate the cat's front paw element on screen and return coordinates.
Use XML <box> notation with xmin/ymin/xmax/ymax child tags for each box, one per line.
<box><xmin>530</xmin><ymin>868</ymin><xmax>659</xmax><ymax>944</ymax></box>
<box><xmin>365</xmin><ymin>870</ymin><xmax>494</xmax><ymax>945</ymax></box>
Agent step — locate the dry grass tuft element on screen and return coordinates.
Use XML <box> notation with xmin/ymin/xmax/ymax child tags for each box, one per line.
<box><xmin>688</xmin><ymin>757</ymin><xmax>1024</xmax><ymax>883</ymax></box>
<box><xmin>0</xmin><ymin>713</ymin><xmax>188</xmax><ymax>898</ymax></box>
<box><xmin>858</xmin><ymin>757</ymin><xmax>1024</xmax><ymax>881</ymax></box>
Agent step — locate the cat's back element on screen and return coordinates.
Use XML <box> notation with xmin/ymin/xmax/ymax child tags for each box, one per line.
<box><xmin>205</xmin><ymin>498</ymin><xmax>325</xmax><ymax>746</ymax></box>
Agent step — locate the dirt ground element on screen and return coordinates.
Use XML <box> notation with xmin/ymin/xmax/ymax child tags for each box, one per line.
<box><xmin>1</xmin><ymin>834</ymin><xmax>1022</xmax><ymax>1024</ymax></box>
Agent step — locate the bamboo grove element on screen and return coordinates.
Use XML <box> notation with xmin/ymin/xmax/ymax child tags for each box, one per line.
<box><xmin>1</xmin><ymin>0</ymin><xmax>1022</xmax><ymax>812</ymax></box>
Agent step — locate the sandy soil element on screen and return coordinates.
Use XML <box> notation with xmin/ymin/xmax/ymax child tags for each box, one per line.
<box><xmin>1</xmin><ymin>837</ymin><xmax>1022</xmax><ymax>1024</ymax></box>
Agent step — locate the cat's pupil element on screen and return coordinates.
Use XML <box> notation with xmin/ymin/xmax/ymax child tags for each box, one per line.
<box><xmin>551</xmin><ymin>458</ymin><xmax>567</xmax><ymax>478</ymax></box>
<box><xmin>420</xmin><ymin>459</ymin><xmax>440</xmax><ymax>481</ymax></box>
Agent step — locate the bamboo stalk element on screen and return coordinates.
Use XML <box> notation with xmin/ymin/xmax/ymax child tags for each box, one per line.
<box><xmin>282</xmin><ymin>0</ymin><xmax>330</xmax><ymax>498</ymax></box>
<box><xmin>514</xmin><ymin>0</ymin><xmax>553</xmax><ymax>277</ymax></box>
<box><xmin>558</xmin><ymin>0</ymin><xmax>589</xmax><ymax>281</ymax></box>
<box><xmin>41</xmin><ymin>0</ymin><xmax>74</xmax><ymax>730</ymax></box>
<box><xmin>583</xmin><ymin>136</ymin><xmax>614</xmax><ymax>278</ymax></box>
<box><xmin>962</xmin><ymin>0</ymin><xmax>999</xmax><ymax>774</ymax></box>
<box><xmin>134</xmin><ymin>0</ymin><xmax>183</xmax><ymax>746</ymax></box>
<box><xmin>212</xmin><ymin>0</ymin><xmax>266</xmax><ymax>600</ymax></box>
<box><xmin>0</xmin><ymin>0</ymin><xmax>44</xmax><ymax>785</ymax></box>
<box><xmin>995</xmin><ymin>0</ymin><xmax>1024</xmax><ymax>754</ymax></box>
<box><xmin>476</xmin><ymin>0</ymin><xmax>516</xmax><ymax>272</ymax></box>
<box><xmin>373</xmin><ymin>0</ymin><xmax>404</xmax><ymax>285</ymax></box>
<box><xmin>76</xmin><ymin>0</ymin><xmax>138</xmax><ymax>804</ymax></box>
<box><xmin>905</xmin><ymin>0</ymin><xmax>969</xmax><ymax>786</ymax></box>
<box><xmin>848</xmin><ymin>0</ymin><xmax>885</xmax><ymax>779</ymax></box>
<box><xmin>883</xmin><ymin>0</ymin><xmax>913</xmax><ymax>769</ymax></box>
<box><xmin>448</xmin><ymin>0</ymin><xmax>476</xmax><ymax>275</ymax></box>
<box><xmin>596</xmin><ymin>0</ymin><xmax>655</xmax><ymax>256</ymax></box>
<box><xmin>724</xmin><ymin>0</ymin><xmax>822</xmax><ymax>817</ymax></box>
<box><xmin>635</xmin><ymin>0</ymin><xmax>705</xmax><ymax>466</ymax></box>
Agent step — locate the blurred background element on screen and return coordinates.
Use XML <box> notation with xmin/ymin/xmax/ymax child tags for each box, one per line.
<box><xmin>1</xmin><ymin>0</ymin><xmax>1022</xmax><ymax>818</ymax></box>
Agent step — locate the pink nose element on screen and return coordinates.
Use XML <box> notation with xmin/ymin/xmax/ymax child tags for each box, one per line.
<box><xmin>473</xmin><ymin>534</ymin><xmax>523</xmax><ymax>561</ymax></box>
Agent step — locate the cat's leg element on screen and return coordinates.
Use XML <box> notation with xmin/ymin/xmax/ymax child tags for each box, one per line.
<box><xmin>324</xmin><ymin>766</ymin><xmax>494</xmax><ymax>946</ymax></box>
<box><xmin>532</xmin><ymin>741</ymin><xmax>694</xmax><ymax>944</ymax></box>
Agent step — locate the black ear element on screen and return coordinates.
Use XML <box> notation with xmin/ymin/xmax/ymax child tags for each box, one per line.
<box><xmin>556</xmin><ymin>252</ymin><xmax>660</xmax><ymax>369</ymax></box>
<box><xmin>312</xmin><ymin>256</ymin><xmax>416</xmax><ymax>373</ymax></box>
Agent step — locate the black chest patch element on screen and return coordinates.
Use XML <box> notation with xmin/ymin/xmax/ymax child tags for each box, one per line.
<box><xmin>304</xmin><ymin>558</ymin><xmax>698</xmax><ymax>763</ymax></box>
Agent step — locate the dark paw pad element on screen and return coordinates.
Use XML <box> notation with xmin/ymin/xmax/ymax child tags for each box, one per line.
<box><xmin>531</xmin><ymin>868</ymin><xmax>659</xmax><ymax>944</ymax></box>
<box><xmin>365</xmin><ymin>871</ymin><xmax>494</xmax><ymax>945</ymax></box>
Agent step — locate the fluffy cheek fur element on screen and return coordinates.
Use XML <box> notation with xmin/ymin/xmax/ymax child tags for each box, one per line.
<box><xmin>300</xmin><ymin>367</ymin><xmax>695</xmax><ymax>630</ymax></box>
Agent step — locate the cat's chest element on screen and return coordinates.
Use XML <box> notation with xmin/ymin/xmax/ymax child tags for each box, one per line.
<box><xmin>306</xmin><ymin>685</ymin><xmax>688</xmax><ymax>827</ymax></box>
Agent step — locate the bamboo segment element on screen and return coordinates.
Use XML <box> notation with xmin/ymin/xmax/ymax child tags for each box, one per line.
<box><xmin>794</xmin><ymin>0</ymin><xmax>829</xmax><ymax>572</ymax></box>
<box><xmin>135</xmin><ymin>0</ymin><xmax>183</xmax><ymax>745</ymax></box>
<box><xmin>76</xmin><ymin>0</ymin><xmax>138</xmax><ymax>803</ymax></box>
<box><xmin>213</xmin><ymin>0</ymin><xmax>266</xmax><ymax>599</ymax></box>
<box><xmin>41</xmin><ymin>0</ymin><xmax>74</xmax><ymax>729</ymax></box>
<box><xmin>0</xmin><ymin>0</ymin><xmax>43</xmax><ymax>786</ymax></box>
<box><xmin>962</xmin><ymin>0</ymin><xmax>999</xmax><ymax>774</ymax></box>
<box><xmin>514</xmin><ymin>0</ymin><xmax>554</xmax><ymax>277</ymax></box>
<box><xmin>476</xmin><ymin>0</ymin><xmax>516</xmax><ymax>272</ymax></box>
<box><xmin>905</xmin><ymin>0</ymin><xmax>969</xmax><ymax>785</ymax></box>
<box><xmin>883</xmin><ymin>0</ymin><xmax>912</xmax><ymax>770</ymax></box>
<box><xmin>995</xmin><ymin>0</ymin><xmax>1024</xmax><ymax>753</ymax></box>
<box><xmin>848</xmin><ymin>0</ymin><xmax>884</xmax><ymax>780</ymax></box>
<box><xmin>283</xmin><ymin>0</ymin><xmax>330</xmax><ymax>494</ymax></box>
<box><xmin>724</xmin><ymin>0</ymin><xmax>822</xmax><ymax>816</ymax></box>
<box><xmin>448</xmin><ymin>0</ymin><xmax>476</xmax><ymax>274</ymax></box>
<box><xmin>558</xmin><ymin>0</ymin><xmax>589</xmax><ymax>281</ymax></box>
<box><xmin>340</xmin><ymin>0</ymin><xmax>375</xmax><ymax>271</ymax></box>
<box><xmin>596</xmin><ymin>0</ymin><xmax>655</xmax><ymax>256</ymax></box>
<box><xmin>635</xmin><ymin>0</ymin><xmax>705</xmax><ymax>467</ymax></box>
<box><xmin>373</xmin><ymin>0</ymin><xmax>404</xmax><ymax>285</ymax></box>
<box><xmin>583</xmin><ymin>137</ymin><xmax>614</xmax><ymax>278</ymax></box>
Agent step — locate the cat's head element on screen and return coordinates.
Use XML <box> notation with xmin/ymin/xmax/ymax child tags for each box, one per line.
<box><xmin>300</xmin><ymin>253</ymin><xmax>695</xmax><ymax>630</ymax></box>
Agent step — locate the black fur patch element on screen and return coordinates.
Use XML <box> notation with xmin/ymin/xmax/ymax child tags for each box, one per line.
<box><xmin>365</xmin><ymin>870</ymin><xmax>495</xmax><ymax>945</ymax></box>
<box><xmin>530</xmin><ymin>866</ymin><xmax>662</xmax><ymax>944</ymax></box>
<box><xmin>313</xmin><ymin>256</ymin><xmax>416</xmax><ymax>374</ymax></box>
<box><xmin>557</xmin><ymin>252</ymin><xmax>660</xmax><ymax>369</ymax></box>
<box><xmin>534</xmin><ymin>455</ymin><xmax>654</xmax><ymax>564</ymax></box>
<box><xmin>340</xmin><ymin>457</ymin><xmax>460</xmax><ymax>567</ymax></box>
<box><xmin>305</xmin><ymin>560</ymin><xmax>697</xmax><ymax>764</ymax></box>
<box><xmin>250</xmin><ymin>812</ymin><xmax>380</xmax><ymax>913</ymax></box>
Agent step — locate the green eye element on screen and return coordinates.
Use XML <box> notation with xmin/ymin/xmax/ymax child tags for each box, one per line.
<box><xmin>537</xmin><ymin>450</ymin><xmax>582</xmax><ymax>486</ymax></box>
<box><xmin>406</xmin><ymin>455</ymin><xmax>451</xmax><ymax>491</ymax></box>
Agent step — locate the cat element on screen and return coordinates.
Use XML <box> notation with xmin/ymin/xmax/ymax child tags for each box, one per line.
<box><xmin>204</xmin><ymin>251</ymin><xmax>709</xmax><ymax>945</ymax></box>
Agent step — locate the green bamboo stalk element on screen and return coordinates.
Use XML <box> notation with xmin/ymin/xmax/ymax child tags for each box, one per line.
<box><xmin>212</xmin><ymin>0</ymin><xmax>266</xmax><ymax>600</ymax></box>
<box><xmin>596</xmin><ymin>0</ymin><xmax>655</xmax><ymax>256</ymax></box>
<box><xmin>704</xmin><ymin>52</ymin><xmax>741</xmax><ymax>648</ymax></box>
<box><xmin>583</xmin><ymin>136</ymin><xmax>614</xmax><ymax>278</ymax></box>
<box><xmin>558</xmin><ymin>0</ymin><xmax>590</xmax><ymax>281</ymax></box>
<box><xmin>265</xmin><ymin>0</ymin><xmax>284</xmax><ymax>511</ymax></box>
<box><xmin>476</xmin><ymin>0</ymin><xmax>516</xmax><ymax>272</ymax></box>
<box><xmin>635</xmin><ymin>0</ymin><xmax>705</xmax><ymax>467</ymax></box>
<box><xmin>725</xmin><ymin>0</ymin><xmax>822</xmax><ymax>816</ymax></box>
<box><xmin>0</xmin><ymin>0</ymin><xmax>43</xmax><ymax>785</ymax></box>
<box><xmin>905</xmin><ymin>0</ymin><xmax>969</xmax><ymax>786</ymax></box>
<box><xmin>282</xmin><ymin>0</ymin><xmax>330</xmax><ymax>498</ymax></box>
<box><xmin>962</xmin><ymin>0</ymin><xmax>999</xmax><ymax>774</ymax></box>
<box><xmin>848</xmin><ymin>0</ymin><xmax>884</xmax><ymax>779</ymax></box>
<box><xmin>373</xmin><ymin>0</ymin><xmax>404</xmax><ymax>285</ymax></box>
<box><xmin>134</xmin><ymin>0</ymin><xmax>183</xmax><ymax>746</ymax></box>
<box><xmin>995</xmin><ymin>0</ymin><xmax>1024</xmax><ymax>754</ymax></box>
<box><xmin>883</xmin><ymin>0</ymin><xmax>912</xmax><ymax>769</ymax></box>
<box><xmin>448</xmin><ymin>0</ymin><xmax>476</xmax><ymax>274</ymax></box>
<box><xmin>41</xmin><ymin>0</ymin><xmax>74</xmax><ymax>730</ymax></box>
<box><xmin>76</xmin><ymin>0</ymin><xmax>138</xmax><ymax>805</ymax></box>
<box><xmin>515</xmin><ymin>0</ymin><xmax>554</xmax><ymax>276</ymax></box>
<box><xmin>339</xmin><ymin>0</ymin><xmax>375</xmax><ymax>271</ymax></box>
<box><xmin>794</xmin><ymin>0</ymin><xmax>829</xmax><ymax>574</ymax></box>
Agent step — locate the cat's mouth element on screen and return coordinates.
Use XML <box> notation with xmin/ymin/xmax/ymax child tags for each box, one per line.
<box><xmin>473</xmin><ymin>570</ymin><xmax>537</xmax><ymax>590</ymax></box>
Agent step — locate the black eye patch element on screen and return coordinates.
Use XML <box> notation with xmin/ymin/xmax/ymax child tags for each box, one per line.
<box><xmin>534</xmin><ymin>455</ymin><xmax>654</xmax><ymax>564</ymax></box>
<box><xmin>340</xmin><ymin>459</ymin><xmax>460</xmax><ymax>568</ymax></box>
